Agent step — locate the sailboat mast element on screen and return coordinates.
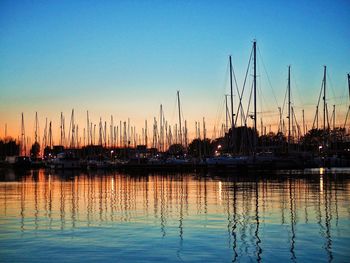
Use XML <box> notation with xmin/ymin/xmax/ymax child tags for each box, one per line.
<box><xmin>160</xmin><ymin>104</ymin><xmax>163</xmax><ymax>151</ymax></box>
<box><xmin>253</xmin><ymin>40</ymin><xmax>257</xmax><ymax>152</ymax></box>
<box><xmin>145</xmin><ymin>120</ymin><xmax>148</xmax><ymax>148</ymax></box>
<box><xmin>347</xmin><ymin>73</ymin><xmax>350</xmax><ymax>101</ymax></box>
<box><xmin>225</xmin><ymin>95</ymin><xmax>228</xmax><ymax>132</ymax></box>
<box><xmin>177</xmin><ymin>91</ymin><xmax>182</xmax><ymax>145</ymax></box>
<box><xmin>302</xmin><ymin>109</ymin><xmax>305</xmax><ymax>136</ymax></box>
<box><xmin>49</xmin><ymin>121</ymin><xmax>52</xmax><ymax>148</ymax></box>
<box><xmin>288</xmin><ymin>65</ymin><xmax>291</xmax><ymax>151</ymax></box>
<box><xmin>21</xmin><ymin>113</ymin><xmax>26</xmax><ymax>156</ymax></box>
<box><xmin>323</xmin><ymin>66</ymin><xmax>327</xmax><ymax>148</ymax></box>
<box><xmin>323</xmin><ymin>66</ymin><xmax>327</xmax><ymax>132</ymax></box>
<box><xmin>35</xmin><ymin>112</ymin><xmax>38</xmax><ymax>143</ymax></box>
<box><xmin>86</xmin><ymin>111</ymin><xmax>89</xmax><ymax>146</ymax></box>
<box><xmin>278</xmin><ymin>107</ymin><xmax>282</xmax><ymax>133</ymax></box>
<box><xmin>229</xmin><ymin>56</ymin><xmax>234</xmax><ymax>130</ymax></box>
<box><xmin>59</xmin><ymin>112</ymin><xmax>63</xmax><ymax>146</ymax></box>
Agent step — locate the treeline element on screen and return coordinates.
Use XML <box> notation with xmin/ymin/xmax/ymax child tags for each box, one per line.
<box><xmin>0</xmin><ymin>139</ymin><xmax>19</xmax><ymax>160</ymax></box>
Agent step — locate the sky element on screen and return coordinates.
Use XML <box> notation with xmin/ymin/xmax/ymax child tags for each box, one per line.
<box><xmin>0</xmin><ymin>0</ymin><xmax>349</xmax><ymax>143</ymax></box>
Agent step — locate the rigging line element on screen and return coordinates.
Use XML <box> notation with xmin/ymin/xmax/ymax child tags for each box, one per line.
<box><xmin>235</xmin><ymin>47</ymin><xmax>253</xmax><ymax>126</ymax></box>
<box><xmin>292</xmin><ymin>107</ymin><xmax>300</xmax><ymax>128</ymax></box>
<box><xmin>232</xmin><ymin>64</ymin><xmax>240</xmax><ymax>123</ymax></box>
<box><xmin>231</xmin><ymin>58</ymin><xmax>241</xmax><ymax>122</ymax></box>
<box><xmin>257</xmin><ymin>57</ymin><xmax>265</xmax><ymax>120</ymax></box>
<box><xmin>316</xmin><ymin>77</ymin><xmax>324</xmax><ymax>108</ymax></box>
<box><xmin>244</xmin><ymin>81</ymin><xmax>254</xmax><ymax>125</ymax></box>
<box><xmin>329</xmin><ymin>96</ymin><xmax>347</xmax><ymax>100</ymax></box>
<box><xmin>338</xmin><ymin>77</ymin><xmax>348</xmax><ymax>110</ymax></box>
<box><xmin>180</xmin><ymin>99</ymin><xmax>185</xmax><ymax>126</ymax></box>
<box><xmin>170</xmin><ymin>93</ymin><xmax>178</xmax><ymax>124</ymax></box>
<box><xmin>326</xmin><ymin>70</ymin><xmax>337</xmax><ymax>104</ymax></box>
<box><xmin>344</xmin><ymin>106</ymin><xmax>350</xmax><ymax>128</ymax></box>
<box><xmin>257</xmin><ymin>46</ymin><xmax>279</xmax><ymax>108</ymax></box>
<box><xmin>326</xmin><ymin>103</ymin><xmax>330</xmax><ymax>129</ymax></box>
<box><xmin>214</xmin><ymin>96</ymin><xmax>226</xmax><ymax>132</ymax></box>
<box><xmin>214</xmin><ymin>60</ymin><xmax>230</xmax><ymax>130</ymax></box>
<box><xmin>312</xmin><ymin>78</ymin><xmax>325</xmax><ymax>128</ymax></box>
<box><xmin>291</xmin><ymin>72</ymin><xmax>305</xmax><ymax>108</ymax></box>
<box><xmin>212</xmin><ymin>95</ymin><xmax>225</xmax><ymax>136</ymax></box>
<box><xmin>281</xmin><ymin>82</ymin><xmax>288</xmax><ymax>117</ymax></box>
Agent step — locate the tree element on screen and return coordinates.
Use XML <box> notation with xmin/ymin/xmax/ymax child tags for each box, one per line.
<box><xmin>167</xmin><ymin>144</ymin><xmax>185</xmax><ymax>156</ymax></box>
<box><xmin>0</xmin><ymin>138</ymin><xmax>19</xmax><ymax>159</ymax></box>
<box><xmin>188</xmin><ymin>138</ymin><xmax>213</xmax><ymax>157</ymax></box>
<box><xmin>30</xmin><ymin>142</ymin><xmax>41</xmax><ymax>158</ymax></box>
<box><xmin>300</xmin><ymin>129</ymin><xmax>326</xmax><ymax>152</ymax></box>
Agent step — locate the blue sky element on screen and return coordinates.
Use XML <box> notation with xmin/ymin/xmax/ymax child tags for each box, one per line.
<box><xmin>0</xmin><ymin>0</ymin><xmax>349</xmax><ymax>140</ymax></box>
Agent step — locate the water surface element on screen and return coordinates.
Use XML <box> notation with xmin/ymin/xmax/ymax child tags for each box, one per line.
<box><xmin>0</xmin><ymin>169</ymin><xmax>349</xmax><ymax>262</ymax></box>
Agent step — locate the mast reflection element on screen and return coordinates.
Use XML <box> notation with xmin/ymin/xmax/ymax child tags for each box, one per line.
<box><xmin>0</xmin><ymin>170</ymin><xmax>349</xmax><ymax>262</ymax></box>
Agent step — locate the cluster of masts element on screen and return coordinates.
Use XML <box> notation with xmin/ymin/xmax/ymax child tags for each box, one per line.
<box><xmin>17</xmin><ymin>90</ymin><xmax>204</xmax><ymax>156</ymax></box>
<box><xmin>7</xmin><ymin>41</ymin><xmax>350</xmax><ymax>156</ymax></box>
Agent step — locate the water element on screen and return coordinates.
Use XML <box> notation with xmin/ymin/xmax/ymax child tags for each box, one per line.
<box><xmin>0</xmin><ymin>169</ymin><xmax>349</xmax><ymax>262</ymax></box>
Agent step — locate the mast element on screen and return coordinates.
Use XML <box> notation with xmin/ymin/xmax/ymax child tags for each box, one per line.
<box><xmin>177</xmin><ymin>91</ymin><xmax>182</xmax><ymax>145</ymax></box>
<box><xmin>278</xmin><ymin>107</ymin><xmax>282</xmax><ymax>133</ymax></box>
<box><xmin>145</xmin><ymin>120</ymin><xmax>148</xmax><ymax>148</ymax></box>
<box><xmin>93</xmin><ymin>124</ymin><xmax>96</xmax><ymax>145</ymax></box>
<box><xmin>86</xmin><ymin>111</ymin><xmax>89</xmax><ymax>146</ymax></box>
<box><xmin>229</xmin><ymin>56</ymin><xmax>234</xmax><ymax>130</ymax></box>
<box><xmin>60</xmin><ymin>112</ymin><xmax>63</xmax><ymax>146</ymax></box>
<box><xmin>128</xmin><ymin>118</ymin><xmax>130</xmax><ymax>144</ymax></box>
<box><xmin>346</xmin><ymin>74</ymin><xmax>350</xmax><ymax>131</ymax></box>
<box><xmin>98</xmin><ymin>118</ymin><xmax>102</xmax><ymax>146</ymax></box>
<box><xmin>302</xmin><ymin>109</ymin><xmax>305</xmax><ymax>136</ymax></box>
<box><xmin>288</xmin><ymin>65</ymin><xmax>291</xmax><ymax>151</ymax></box>
<box><xmin>104</xmin><ymin>121</ymin><xmax>107</xmax><ymax>148</ymax></box>
<box><xmin>333</xmin><ymin>105</ymin><xmax>336</xmax><ymax>150</ymax></box>
<box><xmin>184</xmin><ymin>120</ymin><xmax>188</xmax><ymax>148</ymax></box>
<box><xmin>160</xmin><ymin>104</ymin><xmax>163</xmax><ymax>151</ymax></box>
<box><xmin>316</xmin><ymin>106</ymin><xmax>319</xmax><ymax>129</ymax></box>
<box><xmin>253</xmin><ymin>40</ymin><xmax>257</xmax><ymax>153</ymax></box>
<box><xmin>110</xmin><ymin>115</ymin><xmax>113</xmax><ymax>148</ymax></box>
<box><xmin>323</xmin><ymin>66</ymin><xmax>327</xmax><ymax>131</ymax></box>
<box><xmin>69</xmin><ymin>109</ymin><xmax>75</xmax><ymax>148</ymax></box>
<box><xmin>34</xmin><ymin>112</ymin><xmax>39</xmax><ymax>144</ymax></box>
<box><xmin>76</xmin><ymin>125</ymin><xmax>79</xmax><ymax>148</ymax></box>
<box><xmin>49</xmin><ymin>121</ymin><xmax>52</xmax><ymax>148</ymax></box>
<box><xmin>20</xmin><ymin>113</ymin><xmax>26</xmax><ymax>156</ymax></box>
<box><xmin>225</xmin><ymin>95</ymin><xmax>228</xmax><ymax>132</ymax></box>
<box><xmin>203</xmin><ymin>117</ymin><xmax>206</xmax><ymax>155</ymax></box>
<box><xmin>323</xmin><ymin>66</ymin><xmax>327</xmax><ymax>148</ymax></box>
<box><xmin>348</xmin><ymin>73</ymin><xmax>350</xmax><ymax>102</ymax></box>
<box><xmin>43</xmin><ymin>118</ymin><xmax>47</xmax><ymax>148</ymax></box>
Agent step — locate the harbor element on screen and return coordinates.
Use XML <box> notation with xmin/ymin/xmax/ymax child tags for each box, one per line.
<box><xmin>1</xmin><ymin>1</ymin><xmax>349</xmax><ymax>262</ymax></box>
<box><xmin>1</xmin><ymin>42</ymin><xmax>349</xmax><ymax>171</ymax></box>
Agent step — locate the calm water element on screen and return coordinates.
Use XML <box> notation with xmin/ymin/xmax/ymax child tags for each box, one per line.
<box><xmin>0</xmin><ymin>169</ymin><xmax>349</xmax><ymax>262</ymax></box>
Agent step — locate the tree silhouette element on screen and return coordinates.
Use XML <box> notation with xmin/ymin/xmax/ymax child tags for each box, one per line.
<box><xmin>30</xmin><ymin>142</ymin><xmax>41</xmax><ymax>158</ymax></box>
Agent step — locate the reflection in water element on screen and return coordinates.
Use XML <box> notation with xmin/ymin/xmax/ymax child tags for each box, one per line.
<box><xmin>0</xmin><ymin>169</ymin><xmax>350</xmax><ymax>262</ymax></box>
<box><xmin>289</xmin><ymin>178</ymin><xmax>296</xmax><ymax>262</ymax></box>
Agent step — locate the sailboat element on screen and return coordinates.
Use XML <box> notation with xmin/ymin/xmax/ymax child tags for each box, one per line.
<box><xmin>206</xmin><ymin>41</ymin><xmax>258</xmax><ymax>168</ymax></box>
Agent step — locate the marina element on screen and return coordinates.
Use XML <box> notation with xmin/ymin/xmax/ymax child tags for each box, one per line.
<box><xmin>1</xmin><ymin>1</ymin><xmax>349</xmax><ymax>262</ymax></box>
<box><xmin>1</xmin><ymin>42</ymin><xmax>349</xmax><ymax>171</ymax></box>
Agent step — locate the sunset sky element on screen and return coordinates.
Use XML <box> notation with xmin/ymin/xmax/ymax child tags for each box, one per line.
<box><xmin>0</xmin><ymin>0</ymin><xmax>349</xmax><ymax>143</ymax></box>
